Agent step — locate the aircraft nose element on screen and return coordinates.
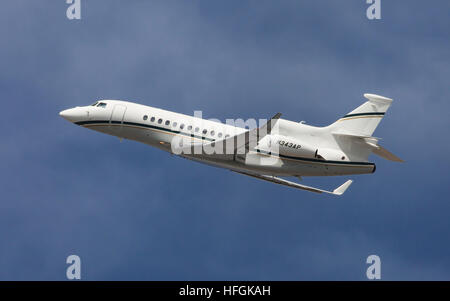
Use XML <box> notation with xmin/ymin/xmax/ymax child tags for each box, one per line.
<box><xmin>59</xmin><ymin>109</ymin><xmax>71</xmax><ymax>119</ymax></box>
<box><xmin>59</xmin><ymin>107</ymin><xmax>88</xmax><ymax>123</ymax></box>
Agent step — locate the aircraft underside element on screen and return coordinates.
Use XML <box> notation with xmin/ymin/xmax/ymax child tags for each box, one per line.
<box><xmin>82</xmin><ymin>122</ymin><xmax>375</xmax><ymax>177</ymax></box>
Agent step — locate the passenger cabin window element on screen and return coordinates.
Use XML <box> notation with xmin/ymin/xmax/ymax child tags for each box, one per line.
<box><xmin>165</xmin><ymin>120</ymin><xmax>170</xmax><ymax>126</ymax></box>
<box><xmin>158</xmin><ymin>118</ymin><xmax>163</xmax><ymax>124</ymax></box>
<box><xmin>218</xmin><ymin>133</ymin><xmax>222</xmax><ymax>138</ymax></box>
<box><xmin>202</xmin><ymin>129</ymin><xmax>207</xmax><ymax>135</ymax></box>
<box><xmin>195</xmin><ymin>127</ymin><xmax>199</xmax><ymax>132</ymax></box>
<box><xmin>180</xmin><ymin>124</ymin><xmax>185</xmax><ymax>129</ymax></box>
<box><xmin>97</xmin><ymin>102</ymin><xmax>107</xmax><ymax>108</ymax></box>
<box><xmin>173</xmin><ymin>122</ymin><xmax>177</xmax><ymax>127</ymax></box>
<box><xmin>187</xmin><ymin>125</ymin><xmax>192</xmax><ymax>131</ymax></box>
<box><xmin>150</xmin><ymin>117</ymin><xmax>155</xmax><ymax>122</ymax></box>
<box><xmin>210</xmin><ymin>131</ymin><xmax>215</xmax><ymax>136</ymax></box>
<box><xmin>143</xmin><ymin>115</ymin><xmax>148</xmax><ymax>121</ymax></box>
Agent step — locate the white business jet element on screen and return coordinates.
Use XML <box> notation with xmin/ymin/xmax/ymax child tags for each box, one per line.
<box><xmin>60</xmin><ymin>93</ymin><xmax>402</xmax><ymax>195</ymax></box>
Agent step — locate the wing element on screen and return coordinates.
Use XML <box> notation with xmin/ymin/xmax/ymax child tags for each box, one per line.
<box><xmin>232</xmin><ymin>170</ymin><xmax>353</xmax><ymax>195</ymax></box>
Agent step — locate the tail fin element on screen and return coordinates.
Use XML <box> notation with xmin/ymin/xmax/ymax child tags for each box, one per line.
<box><xmin>330</xmin><ymin>93</ymin><xmax>392</xmax><ymax>137</ymax></box>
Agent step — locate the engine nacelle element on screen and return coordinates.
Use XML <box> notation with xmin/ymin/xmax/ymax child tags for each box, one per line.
<box><xmin>316</xmin><ymin>148</ymin><xmax>348</xmax><ymax>161</ymax></box>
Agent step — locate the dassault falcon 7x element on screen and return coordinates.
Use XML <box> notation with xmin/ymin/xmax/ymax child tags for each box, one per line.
<box><xmin>59</xmin><ymin>93</ymin><xmax>402</xmax><ymax>195</ymax></box>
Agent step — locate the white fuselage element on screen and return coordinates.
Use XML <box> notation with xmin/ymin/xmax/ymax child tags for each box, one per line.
<box><xmin>59</xmin><ymin>100</ymin><xmax>376</xmax><ymax>177</ymax></box>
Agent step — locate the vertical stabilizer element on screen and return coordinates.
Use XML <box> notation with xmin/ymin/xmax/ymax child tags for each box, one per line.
<box><xmin>330</xmin><ymin>93</ymin><xmax>393</xmax><ymax>137</ymax></box>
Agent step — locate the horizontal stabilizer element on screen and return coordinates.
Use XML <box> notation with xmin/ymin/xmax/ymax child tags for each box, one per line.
<box><xmin>372</xmin><ymin>145</ymin><xmax>404</xmax><ymax>162</ymax></box>
<box><xmin>332</xmin><ymin>132</ymin><xmax>380</xmax><ymax>140</ymax></box>
<box><xmin>233</xmin><ymin>170</ymin><xmax>353</xmax><ymax>195</ymax></box>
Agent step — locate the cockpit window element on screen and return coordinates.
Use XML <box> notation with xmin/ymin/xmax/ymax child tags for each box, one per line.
<box><xmin>97</xmin><ymin>102</ymin><xmax>107</xmax><ymax>108</ymax></box>
<box><xmin>91</xmin><ymin>101</ymin><xmax>99</xmax><ymax>106</ymax></box>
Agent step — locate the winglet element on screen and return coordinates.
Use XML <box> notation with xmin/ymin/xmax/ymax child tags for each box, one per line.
<box><xmin>332</xmin><ymin>180</ymin><xmax>353</xmax><ymax>195</ymax></box>
<box><xmin>232</xmin><ymin>170</ymin><xmax>354</xmax><ymax>196</ymax></box>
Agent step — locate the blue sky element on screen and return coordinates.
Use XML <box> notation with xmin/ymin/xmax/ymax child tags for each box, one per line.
<box><xmin>0</xmin><ymin>0</ymin><xmax>449</xmax><ymax>280</ymax></box>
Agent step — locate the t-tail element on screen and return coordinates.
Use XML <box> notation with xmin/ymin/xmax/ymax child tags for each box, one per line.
<box><xmin>329</xmin><ymin>93</ymin><xmax>403</xmax><ymax>162</ymax></box>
